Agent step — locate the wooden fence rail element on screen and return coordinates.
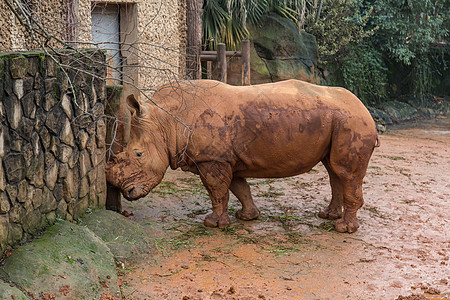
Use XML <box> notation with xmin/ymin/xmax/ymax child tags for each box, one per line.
<box><xmin>200</xmin><ymin>40</ymin><xmax>250</xmax><ymax>85</ymax></box>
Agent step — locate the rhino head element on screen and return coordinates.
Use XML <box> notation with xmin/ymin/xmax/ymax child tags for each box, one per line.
<box><xmin>105</xmin><ymin>95</ymin><xmax>170</xmax><ymax>200</ymax></box>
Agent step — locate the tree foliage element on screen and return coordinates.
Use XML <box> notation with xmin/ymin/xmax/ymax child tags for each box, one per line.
<box><xmin>202</xmin><ymin>0</ymin><xmax>311</xmax><ymax>49</ymax></box>
<box><xmin>372</xmin><ymin>0</ymin><xmax>448</xmax><ymax>65</ymax></box>
<box><xmin>304</xmin><ymin>0</ymin><xmax>375</xmax><ymax>59</ymax></box>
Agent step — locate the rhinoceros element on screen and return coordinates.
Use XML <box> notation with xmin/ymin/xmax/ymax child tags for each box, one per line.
<box><xmin>106</xmin><ymin>79</ymin><xmax>379</xmax><ymax>233</ymax></box>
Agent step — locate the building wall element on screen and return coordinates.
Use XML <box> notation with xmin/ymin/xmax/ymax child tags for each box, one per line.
<box><xmin>0</xmin><ymin>0</ymin><xmax>188</xmax><ymax>90</ymax></box>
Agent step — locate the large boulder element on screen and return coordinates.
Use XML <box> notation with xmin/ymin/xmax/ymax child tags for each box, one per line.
<box><xmin>252</xmin><ymin>14</ymin><xmax>320</xmax><ymax>84</ymax></box>
<box><xmin>227</xmin><ymin>14</ymin><xmax>322</xmax><ymax>85</ymax></box>
<box><xmin>0</xmin><ymin>210</ymin><xmax>157</xmax><ymax>299</ymax></box>
<box><xmin>0</xmin><ymin>220</ymin><xmax>120</xmax><ymax>299</ymax></box>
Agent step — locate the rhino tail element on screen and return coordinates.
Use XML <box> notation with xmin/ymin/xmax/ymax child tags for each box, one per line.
<box><xmin>374</xmin><ymin>136</ymin><xmax>381</xmax><ymax>148</ymax></box>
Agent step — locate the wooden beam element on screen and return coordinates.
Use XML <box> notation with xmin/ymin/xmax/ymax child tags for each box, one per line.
<box><xmin>241</xmin><ymin>40</ymin><xmax>250</xmax><ymax>86</ymax></box>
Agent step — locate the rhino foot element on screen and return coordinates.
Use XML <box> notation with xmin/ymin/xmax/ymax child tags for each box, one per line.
<box><xmin>334</xmin><ymin>217</ymin><xmax>359</xmax><ymax>233</ymax></box>
<box><xmin>204</xmin><ymin>212</ymin><xmax>231</xmax><ymax>228</ymax></box>
<box><xmin>236</xmin><ymin>207</ymin><xmax>260</xmax><ymax>221</ymax></box>
<box><xmin>318</xmin><ymin>207</ymin><xmax>342</xmax><ymax>220</ymax></box>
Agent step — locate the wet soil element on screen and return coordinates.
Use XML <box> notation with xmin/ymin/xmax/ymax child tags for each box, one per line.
<box><xmin>120</xmin><ymin>118</ymin><xmax>449</xmax><ymax>300</ymax></box>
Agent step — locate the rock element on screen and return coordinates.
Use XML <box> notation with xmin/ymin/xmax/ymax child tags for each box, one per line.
<box><xmin>79</xmin><ymin>150</ymin><xmax>92</xmax><ymax>178</ymax></box>
<box><xmin>33</xmin><ymin>72</ymin><xmax>42</xmax><ymax>90</ymax></box>
<box><xmin>79</xmin><ymin>177</ymin><xmax>89</xmax><ymax>198</ymax></box>
<box><xmin>53</xmin><ymin>183</ymin><xmax>64</xmax><ymax>201</ymax></box>
<box><xmin>22</xmin><ymin>209</ymin><xmax>44</xmax><ymax>234</ymax></box>
<box><xmin>78</xmin><ymin>130</ymin><xmax>89</xmax><ymax>150</ymax></box>
<box><xmin>3</xmin><ymin>153</ymin><xmax>26</xmax><ymax>183</ymax></box>
<box><xmin>22</xmin><ymin>143</ymin><xmax>33</xmax><ymax>168</ymax></box>
<box><xmin>45</xmin><ymin>78</ymin><xmax>56</xmax><ymax>94</ymax></box>
<box><xmin>86</xmin><ymin>136</ymin><xmax>96</xmax><ymax>154</ymax></box>
<box><xmin>82</xmin><ymin>210</ymin><xmax>156</xmax><ymax>264</ymax></box>
<box><xmin>382</xmin><ymin>100</ymin><xmax>418</xmax><ymax>123</ymax></box>
<box><xmin>0</xmin><ymin>220</ymin><xmax>120</xmax><ymax>299</ymax></box>
<box><xmin>96</xmin><ymin>118</ymin><xmax>107</xmax><ymax>148</ymax></box>
<box><xmin>32</xmin><ymin>188</ymin><xmax>43</xmax><ymax>209</ymax></box>
<box><xmin>5</xmin><ymin>185</ymin><xmax>18</xmax><ymax>203</ymax></box>
<box><xmin>9</xmin><ymin>205</ymin><xmax>25</xmax><ymax>223</ymax></box>
<box><xmin>26</xmin><ymin>153</ymin><xmax>45</xmax><ymax>188</ymax></box>
<box><xmin>46</xmin><ymin>211</ymin><xmax>56</xmax><ymax>225</ymax></box>
<box><xmin>76</xmin><ymin>114</ymin><xmax>93</xmax><ymax>129</ymax></box>
<box><xmin>45</xmin><ymin>160</ymin><xmax>59</xmax><ymax>190</ymax></box>
<box><xmin>73</xmin><ymin>196</ymin><xmax>89</xmax><ymax>219</ymax></box>
<box><xmin>43</xmin><ymin>92</ymin><xmax>56</xmax><ymax>112</ymax></box>
<box><xmin>64</xmin><ymin>168</ymin><xmax>79</xmax><ymax>199</ymax></box>
<box><xmin>18</xmin><ymin>117</ymin><xmax>34</xmax><ymax>141</ymax></box>
<box><xmin>3</xmin><ymin>95</ymin><xmax>22</xmax><ymax>129</ymax></box>
<box><xmin>49</xmin><ymin>136</ymin><xmax>59</xmax><ymax>156</ymax></box>
<box><xmin>68</xmin><ymin>149</ymin><xmax>79</xmax><ymax>169</ymax></box>
<box><xmin>0</xmin><ymin>279</ymin><xmax>27</xmax><ymax>300</ymax></box>
<box><xmin>41</xmin><ymin>187</ymin><xmax>57</xmax><ymax>214</ymax></box>
<box><xmin>91</xmin><ymin>102</ymin><xmax>104</xmax><ymax>117</ymax></box>
<box><xmin>10</xmin><ymin>56</ymin><xmax>28</xmax><ymax>79</ymax></box>
<box><xmin>22</xmin><ymin>77</ymin><xmax>34</xmax><ymax>95</ymax></box>
<box><xmin>21</xmin><ymin>91</ymin><xmax>36</xmax><ymax>119</ymax></box>
<box><xmin>45</xmin><ymin>152</ymin><xmax>56</xmax><ymax>169</ymax></box>
<box><xmin>248</xmin><ymin>14</ymin><xmax>320</xmax><ymax>84</ymax></box>
<box><xmin>13</xmin><ymin>79</ymin><xmax>24</xmax><ymax>99</ymax></box>
<box><xmin>58</xmin><ymin>144</ymin><xmax>73</xmax><ymax>163</ymax></box>
<box><xmin>45</xmin><ymin>106</ymin><xmax>62</xmax><ymax>134</ymax></box>
<box><xmin>0</xmin><ymin>164</ymin><xmax>6</xmax><ymax>191</ymax></box>
<box><xmin>38</xmin><ymin>125</ymin><xmax>51</xmax><ymax>150</ymax></box>
<box><xmin>17</xmin><ymin>180</ymin><xmax>28</xmax><ymax>203</ymax></box>
<box><xmin>89</xmin><ymin>184</ymin><xmax>97</xmax><ymax>207</ymax></box>
<box><xmin>0</xmin><ymin>126</ymin><xmax>5</xmax><ymax>158</ymax></box>
<box><xmin>31</xmin><ymin>131</ymin><xmax>40</xmax><ymax>155</ymax></box>
<box><xmin>56</xmin><ymin>200</ymin><xmax>68</xmax><ymax>219</ymax></box>
<box><xmin>0</xmin><ymin>193</ymin><xmax>10</xmax><ymax>213</ymax></box>
<box><xmin>8</xmin><ymin>222</ymin><xmax>23</xmax><ymax>246</ymax></box>
<box><xmin>58</xmin><ymin>163</ymin><xmax>69</xmax><ymax>180</ymax></box>
<box><xmin>44</xmin><ymin>57</ymin><xmax>58</xmax><ymax>77</ymax></box>
<box><xmin>0</xmin><ymin>215</ymin><xmax>9</xmax><ymax>252</ymax></box>
<box><xmin>61</xmin><ymin>93</ymin><xmax>73</xmax><ymax>118</ymax></box>
<box><xmin>60</xmin><ymin>117</ymin><xmax>75</xmax><ymax>146</ymax></box>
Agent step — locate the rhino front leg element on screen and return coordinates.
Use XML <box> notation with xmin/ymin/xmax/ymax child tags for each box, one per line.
<box><xmin>230</xmin><ymin>177</ymin><xmax>260</xmax><ymax>221</ymax></box>
<box><xmin>198</xmin><ymin>162</ymin><xmax>233</xmax><ymax>228</ymax></box>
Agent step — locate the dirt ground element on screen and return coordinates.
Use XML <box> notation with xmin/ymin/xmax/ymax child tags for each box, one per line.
<box><xmin>119</xmin><ymin>117</ymin><xmax>449</xmax><ymax>300</ymax></box>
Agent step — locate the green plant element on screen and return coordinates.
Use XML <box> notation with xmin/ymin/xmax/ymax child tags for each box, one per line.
<box><xmin>202</xmin><ymin>0</ymin><xmax>312</xmax><ymax>50</ymax></box>
<box><xmin>304</xmin><ymin>0</ymin><xmax>375</xmax><ymax>59</ymax></box>
<box><xmin>339</xmin><ymin>41</ymin><xmax>388</xmax><ymax>104</ymax></box>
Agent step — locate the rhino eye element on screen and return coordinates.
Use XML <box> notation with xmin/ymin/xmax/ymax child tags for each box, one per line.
<box><xmin>136</xmin><ymin>151</ymin><xmax>143</xmax><ymax>157</ymax></box>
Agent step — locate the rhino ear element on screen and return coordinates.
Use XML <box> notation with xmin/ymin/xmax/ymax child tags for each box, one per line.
<box><xmin>127</xmin><ymin>94</ymin><xmax>143</xmax><ymax>118</ymax></box>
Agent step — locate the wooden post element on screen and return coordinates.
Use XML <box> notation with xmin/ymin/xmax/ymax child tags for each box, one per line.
<box><xmin>217</xmin><ymin>43</ymin><xmax>227</xmax><ymax>83</ymax></box>
<box><xmin>207</xmin><ymin>61</ymin><xmax>212</xmax><ymax>79</ymax></box>
<box><xmin>241</xmin><ymin>40</ymin><xmax>250</xmax><ymax>85</ymax></box>
<box><xmin>105</xmin><ymin>85</ymin><xmax>125</xmax><ymax>213</ymax></box>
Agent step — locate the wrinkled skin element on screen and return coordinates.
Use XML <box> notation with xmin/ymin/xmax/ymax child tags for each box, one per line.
<box><xmin>106</xmin><ymin>80</ymin><xmax>379</xmax><ymax>233</ymax></box>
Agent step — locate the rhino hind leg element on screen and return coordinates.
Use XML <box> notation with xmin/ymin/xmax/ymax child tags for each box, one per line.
<box><xmin>198</xmin><ymin>162</ymin><xmax>233</xmax><ymax>228</ymax></box>
<box><xmin>327</xmin><ymin>142</ymin><xmax>374</xmax><ymax>233</ymax></box>
<box><xmin>318</xmin><ymin>157</ymin><xmax>343</xmax><ymax>220</ymax></box>
<box><xmin>230</xmin><ymin>177</ymin><xmax>260</xmax><ymax>221</ymax></box>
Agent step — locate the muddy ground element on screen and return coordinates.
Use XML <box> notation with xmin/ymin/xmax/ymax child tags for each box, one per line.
<box><xmin>118</xmin><ymin>118</ymin><xmax>449</xmax><ymax>300</ymax></box>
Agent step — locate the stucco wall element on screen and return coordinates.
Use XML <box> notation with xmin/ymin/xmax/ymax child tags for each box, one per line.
<box><xmin>0</xmin><ymin>50</ymin><xmax>107</xmax><ymax>257</ymax></box>
<box><xmin>1</xmin><ymin>0</ymin><xmax>188</xmax><ymax>90</ymax></box>
<box><xmin>0</xmin><ymin>0</ymin><xmax>67</xmax><ymax>51</ymax></box>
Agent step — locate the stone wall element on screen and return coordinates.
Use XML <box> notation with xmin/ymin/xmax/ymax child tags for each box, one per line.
<box><xmin>0</xmin><ymin>50</ymin><xmax>107</xmax><ymax>256</ymax></box>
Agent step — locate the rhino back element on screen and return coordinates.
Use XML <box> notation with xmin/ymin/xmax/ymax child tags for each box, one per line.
<box><xmin>155</xmin><ymin>80</ymin><xmax>375</xmax><ymax>176</ymax></box>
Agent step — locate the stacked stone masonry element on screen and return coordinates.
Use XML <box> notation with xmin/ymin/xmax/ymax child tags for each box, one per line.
<box><xmin>0</xmin><ymin>50</ymin><xmax>108</xmax><ymax>256</ymax></box>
